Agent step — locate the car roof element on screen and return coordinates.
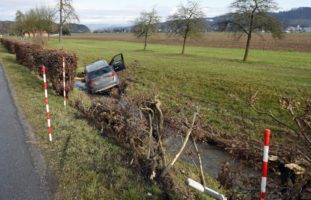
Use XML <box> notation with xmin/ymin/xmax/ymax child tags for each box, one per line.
<box><xmin>85</xmin><ymin>60</ymin><xmax>109</xmax><ymax>72</ymax></box>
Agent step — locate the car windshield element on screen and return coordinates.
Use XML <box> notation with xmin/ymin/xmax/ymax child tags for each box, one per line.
<box><xmin>87</xmin><ymin>66</ymin><xmax>113</xmax><ymax>79</ymax></box>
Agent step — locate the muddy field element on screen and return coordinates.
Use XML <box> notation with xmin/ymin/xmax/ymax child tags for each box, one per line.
<box><xmin>68</xmin><ymin>33</ymin><xmax>311</xmax><ymax>52</ymax></box>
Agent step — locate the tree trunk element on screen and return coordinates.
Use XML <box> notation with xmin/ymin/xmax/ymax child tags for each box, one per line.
<box><xmin>243</xmin><ymin>31</ymin><xmax>252</xmax><ymax>62</ymax></box>
<box><xmin>59</xmin><ymin>0</ymin><xmax>63</xmax><ymax>46</ymax></box>
<box><xmin>243</xmin><ymin>12</ymin><xmax>255</xmax><ymax>62</ymax></box>
<box><xmin>144</xmin><ymin>32</ymin><xmax>148</xmax><ymax>50</ymax></box>
<box><xmin>181</xmin><ymin>33</ymin><xmax>188</xmax><ymax>55</ymax></box>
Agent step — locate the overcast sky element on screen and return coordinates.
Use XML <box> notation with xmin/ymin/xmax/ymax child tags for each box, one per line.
<box><xmin>1</xmin><ymin>0</ymin><xmax>310</xmax><ymax>26</ymax></box>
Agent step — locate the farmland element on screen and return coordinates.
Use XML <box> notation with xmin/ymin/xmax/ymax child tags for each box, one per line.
<box><xmin>68</xmin><ymin>32</ymin><xmax>311</xmax><ymax>52</ymax></box>
<box><xmin>49</xmin><ymin>35</ymin><xmax>311</xmax><ymax>143</ymax></box>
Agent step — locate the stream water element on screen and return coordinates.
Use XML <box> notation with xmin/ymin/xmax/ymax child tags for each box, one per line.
<box><xmin>166</xmin><ymin>135</ymin><xmax>235</xmax><ymax>178</ymax></box>
<box><xmin>75</xmin><ymin>80</ymin><xmax>87</xmax><ymax>92</ymax></box>
<box><xmin>165</xmin><ymin>135</ymin><xmax>283</xmax><ymax>199</ymax></box>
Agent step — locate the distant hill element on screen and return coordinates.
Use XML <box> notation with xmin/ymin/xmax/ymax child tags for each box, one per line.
<box><xmin>270</xmin><ymin>7</ymin><xmax>311</xmax><ymax>27</ymax></box>
<box><xmin>0</xmin><ymin>21</ymin><xmax>14</xmax><ymax>34</ymax></box>
<box><xmin>0</xmin><ymin>21</ymin><xmax>90</xmax><ymax>34</ymax></box>
<box><xmin>67</xmin><ymin>23</ymin><xmax>90</xmax><ymax>33</ymax></box>
<box><xmin>93</xmin><ymin>26</ymin><xmax>132</xmax><ymax>33</ymax></box>
<box><xmin>208</xmin><ymin>7</ymin><xmax>311</xmax><ymax>30</ymax></box>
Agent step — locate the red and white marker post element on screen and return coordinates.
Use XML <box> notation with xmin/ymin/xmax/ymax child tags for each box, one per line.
<box><xmin>42</xmin><ymin>66</ymin><xmax>52</xmax><ymax>142</ymax></box>
<box><xmin>62</xmin><ymin>57</ymin><xmax>67</xmax><ymax>106</ymax></box>
<box><xmin>260</xmin><ymin>129</ymin><xmax>271</xmax><ymax>200</ymax></box>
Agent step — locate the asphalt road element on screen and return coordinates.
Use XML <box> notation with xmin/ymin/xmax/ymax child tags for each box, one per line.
<box><xmin>0</xmin><ymin>64</ymin><xmax>50</xmax><ymax>200</ymax></box>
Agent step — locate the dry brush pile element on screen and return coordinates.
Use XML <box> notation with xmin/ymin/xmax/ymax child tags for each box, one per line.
<box><xmin>0</xmin><ymin>38</ymin><xmax>77</xmax><ymax>95</ymax></box>
<box><xmin>71</xmin><ymin>92</ymin><xmax>208</xmax><ymax>198</ymax></box>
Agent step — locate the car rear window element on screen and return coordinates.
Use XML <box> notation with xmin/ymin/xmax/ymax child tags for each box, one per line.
<box><xmin>87</xmin><ymin>66</ymin><xmax>113</xmax><ymax>79</ymax></box>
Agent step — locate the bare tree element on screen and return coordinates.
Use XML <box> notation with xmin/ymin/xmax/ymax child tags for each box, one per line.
<box><xmin>35</xmin><ymin>7</ymin><xmax>56</xmax><ymax>37</ymax></box>
<box><xmin>219</xmin><ymin>0</ymin><xmax>282</xmax><ymax>61</ymax></box>
<box><xmin>14</xmin><ymin>11</ymin><xmax>25</xmax><ymax>37</ymax></box>
<box><xmin>167</xmin><ymin>1</ymin><xmax>207</xmax><ymax>54</ymax></box>
<box><xmin>14</xmin><ymin>7</ymin><xmax>55</xmax><ymax>38</ymax></box>
<box><xmin>58</xmin><ymin>0</ymin><xmax>79</xmax><ymax>45</ymax></box>
<box><xmin>133</xmin><ymin>9</ymin><xmax>160</xmax><ymax>50</ymax></box>
<box><xmin>23</xmin><ymin>9</ymin><xmax>37</xmax><ymax>36</ymax></box>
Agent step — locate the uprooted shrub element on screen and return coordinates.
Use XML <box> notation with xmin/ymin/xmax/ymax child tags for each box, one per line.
<box><xmin>71</xmin><ymin>92</ymin><xmax>204</xmax><ymax>198</ymax></box>
<box><xmin>72</xmin><ymin>94</ymin><xmax>157</xmax><ymax>174</ymax></box>
<box><xmin>1</xmin><ymin>38</ymin><xmax>78</xmax><ymax>95</ymax></box>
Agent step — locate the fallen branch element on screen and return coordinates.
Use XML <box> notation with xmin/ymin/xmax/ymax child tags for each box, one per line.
<box><xmin>191</xmin><ymin>136</ymin><xmax>206</xmax><ymax>187</ymax></box>
<box><xmin>147</xmin><ymin>113</ymin><xmax>153</xmax><ymax>159</ymax></box>
<box><xmin>161</xmin><ymin>107</ymin><xmax>199</xmax><ymax>177</ymax></box>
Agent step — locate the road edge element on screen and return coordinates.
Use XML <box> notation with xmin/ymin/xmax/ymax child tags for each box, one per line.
<box><xmin>1</xmin><ymin>63</ymin><xmax>57</xmax><ymax>200</ymax></box>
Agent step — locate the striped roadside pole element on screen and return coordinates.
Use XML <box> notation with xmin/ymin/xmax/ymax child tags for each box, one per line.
<box><xmin>42</xmin><ymin>65</ymin><xmax>52</xmax><ymax>142</ymax></box>
<box><xmin>62</xmin><ymin>57</ymin><xmax>67</xmax><ymax>106</ymax></box>
<box><xmin>260</xmin><ymin>129</ymin><xmax>271</xmax><ymax>200</ymax></box>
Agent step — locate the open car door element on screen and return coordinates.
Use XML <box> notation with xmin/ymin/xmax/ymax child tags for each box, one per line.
<box><xmin>109</xmin><ymin>53</ymin><xmax>125</xmax><ymax>72</ymax></box>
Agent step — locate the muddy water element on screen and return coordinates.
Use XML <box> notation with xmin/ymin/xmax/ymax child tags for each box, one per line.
<box><xmin>165</xmin><ymin>135</ymin><xmax>259</xmax><ymax>178</ymax></box>
<box><xmin>75</xmin><ymin>80</ymin><xmax>87</xmax><ymax>92</ymax></box>
<box><xmin>165</xmin><ymin>135</ymin><xmax>264</xmax><ymax>198</ymax></box>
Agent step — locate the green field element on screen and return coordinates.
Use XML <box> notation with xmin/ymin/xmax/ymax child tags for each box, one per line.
<box><xmin>49</xmin><ymin>38</ymin><xmax>311</xmax><ymax>142</ymax></box>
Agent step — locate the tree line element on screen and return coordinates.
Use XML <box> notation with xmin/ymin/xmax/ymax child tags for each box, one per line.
<box><xmin>13</xmin><ymin>0</ymin><xmax>79</xmax><ymax>47</ymax></box>
<box><xmin>14</xmin><ymin>8</ymin><xmax>55</xmax><ymax>38</ymax></box>
<box><xmin>11</xmin><ymin>0</ymin><xmax>282</xmax><ymax>61</ymax></box>
<box><xmin>134</xmin><ymin>0</ymin><xmax>282</xmax><ymax>61</ymax></box>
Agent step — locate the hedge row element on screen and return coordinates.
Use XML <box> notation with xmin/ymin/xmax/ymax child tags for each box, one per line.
<box><xmin>0</xmin><ymin>38</ymin><xmax>78</xmax><ymax>95</ymax></box>
<box><xmin>1</xmin><ymin>38</ymin><xmax>17</xmax><ymax>53</ymax></box>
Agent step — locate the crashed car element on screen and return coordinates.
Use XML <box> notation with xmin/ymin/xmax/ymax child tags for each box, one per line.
<box><xmin>85</xmin><ymin>54</ymin><xmax>125</xmax><ymax>94</ymax></box>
